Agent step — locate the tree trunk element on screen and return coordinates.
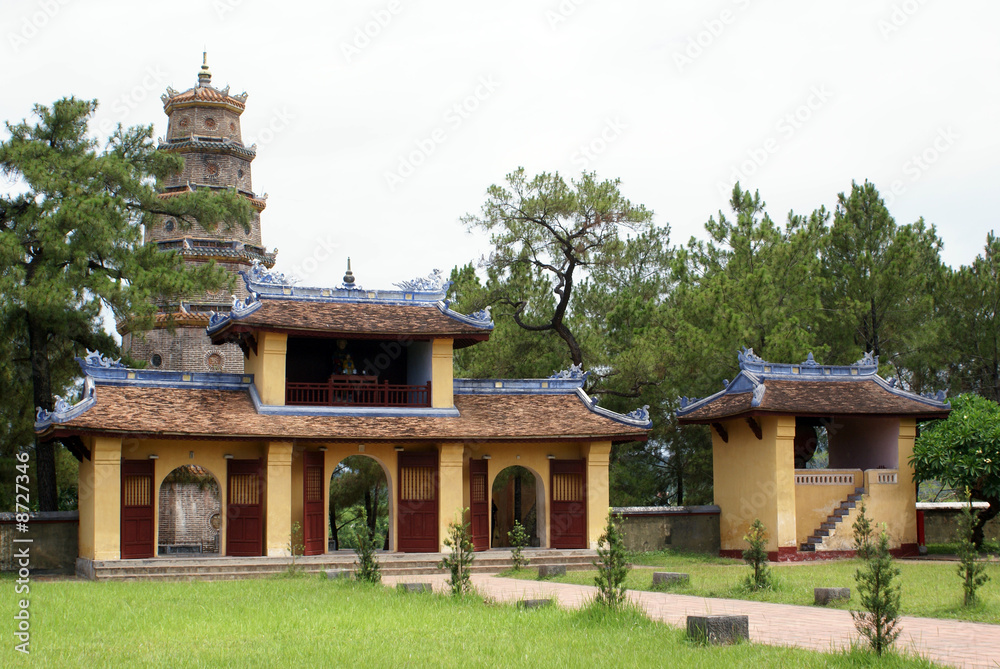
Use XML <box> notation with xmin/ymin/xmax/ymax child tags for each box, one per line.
<box><xmin>514</xmin><ymin>475</ymin><xmax>522</xmax><ymax>524</ymax></box>
<box><xmin>28</xmin><ymin>316</ymin><xmax>58</xmax><ymax>511</ymax></box>
<box><xmin>972</xmin><ymin>497</ymin><xmax>999</xmax><ymax>549</ymax></box>
<box><xmin>330</xmin><ymin>500</ymin><xmax>339</xmax><ymax>550</ymax></box>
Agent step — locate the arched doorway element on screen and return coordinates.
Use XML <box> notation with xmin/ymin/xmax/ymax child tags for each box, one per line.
<box><xmin>329</xmin><ymin>455</ymin><xmax>392</xmax><ymax>552</ymax></box>
<box><xmin>491</xmin><ymin>466</ymin><xmax>544</xmax><ymax>548</ymax></box>
<box><xmin>157</xmin><ymin>465</ymin><xmax>222</xmax><ymax>556</ymax></box>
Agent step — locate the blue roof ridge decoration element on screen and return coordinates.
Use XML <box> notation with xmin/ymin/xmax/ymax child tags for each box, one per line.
<box><xmin>454</xmin><ymin>365</ymin><xmax>588</xmax><ymax>395</ymax></box>
<box><xmin>676</xmin><ymin>348</ymin><xmax>950</xmax><ymax>417</ymax></box>
<box><xmin>575</xmin><ymin>387</ymin><xmax>652</xmax><ymax>428</ymax></box>
<box><xmin>35</xmin><ymin>354</ymin><xmax>254</xmax><ymax>431</ymax></box>
<box><xmin>35</xmin><ymin>378</ymin><xmax>97</xmax><ymax>431</ymax></box>
<box><xmin>393</xmin><ymin>269</ymin><xmax>452</xmax><ymax>294</ymax></box>
<box><xmin>204</xmin><ymin>263</ymin><xmax>494</xmax><ymax>333</ymax></box>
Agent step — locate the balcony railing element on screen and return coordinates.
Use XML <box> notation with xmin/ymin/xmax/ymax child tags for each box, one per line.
<box><xmin>285</xmin><ymin>376</ymin><xmax>431</xmax><ymax>408</ymax></box>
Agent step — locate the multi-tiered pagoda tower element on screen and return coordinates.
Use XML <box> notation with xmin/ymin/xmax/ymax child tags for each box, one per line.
<box><xmin>121</xmin><ymin>55</ymin><xmax>276</xmax><ymax>373</ymax></box>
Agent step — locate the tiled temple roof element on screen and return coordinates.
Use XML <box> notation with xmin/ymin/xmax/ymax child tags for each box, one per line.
<box><xmin>158</xmin><ymin>137</ymin><xmax>257</xmax><ymax>159</ymax></box>
<box><xmin>34</xmin><ymin>353</ymin><xmax>651</xmax><ymax>443</ymax></box>
<box><xmin>676</xmin><ymin>349</ymin><xmax>951</xmax><ymax>423</ymax></box>
<box><xmin>206</xmin><ymin>265</ymin><xmax>494</xmax><ymax>344</ymax></box>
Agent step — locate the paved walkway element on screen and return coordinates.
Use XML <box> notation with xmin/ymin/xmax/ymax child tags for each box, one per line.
<box><xmin>383</xmin><ymin>573</ymin><xmax>1000</xmax><ymax>669</ymax></box>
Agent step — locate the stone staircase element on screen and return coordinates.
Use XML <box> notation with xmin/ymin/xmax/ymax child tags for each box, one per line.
<box><xmin>77</xmin><ymin>548</ymin><xmax>598</xmax><ymax>582</ymax></box>
<box><xmin>799</xmin><ymin>487</ymin><xmax>865</xmax><ymax>552</ymax></box>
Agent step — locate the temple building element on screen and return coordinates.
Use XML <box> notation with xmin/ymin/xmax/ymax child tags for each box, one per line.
<box><xmin>36</xmin><ymin>247</ymin><xmax>650</xmax><ymax>569</ymax></box>
<box><xmin>676</xmin><ymin>348</ymin><xmax>950</xmax><ymax>560</ymax></box>
<box><xmin>120</xmin><ymin>54</ymin><xmax>276</xmax><ymax>374</ymax></box>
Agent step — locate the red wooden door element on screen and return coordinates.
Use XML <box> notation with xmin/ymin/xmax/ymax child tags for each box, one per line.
<box><xmin>550</xmin><ymin>459</ymin><xmax>587</xmax><ymax>549</ymax></box>
<box><xmin>226</xmin><ymin>459</ymin><xmax>263</xmax><ymax>557</ymax></box>
<box><xmin>397</xmin><ymin>452</ymin><xmax>438</xmax><ymax>553</ymax></box>
<box><xmin>469</xmin><ymin>458</ymin><xmax>489</xmax><ymax>551</ymax></box>
<box><xmin>121</xmin><ymin>460</ymin><xmax>155</xmax><ymax>559</ymax></box>
<box><xmin>303</xmin><ymin>451</ymin><xmax>325</xmax><ymax>556</ymax></box>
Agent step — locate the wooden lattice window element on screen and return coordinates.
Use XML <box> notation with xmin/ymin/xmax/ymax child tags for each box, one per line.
<box><xmin>122</xmin><ymin>475</ymin><xmax>150</xmax><ymax>507</ymax></box>
<box><xmin>229</xmin><ymin>474</ymin><xmax>259</xmax><ymax>505</ymax></box>
<box><xmin>306</xmin><ymin>467</ymin><xmax>322</xmax><ymax>503</ymax></box>
<box><xmin>552</xmin><ymin>474</ymin><xmax>583</xmax><ymax>502</ymax></box>
<box><xmin>471</xmin><ymin>473</ymin><xmax>486</xmax><ymax>504</ymax></box>
<box><xmin>400</xmin><ymin>467</ymin><xmax>435</xmax><ymax>501</ymax></box>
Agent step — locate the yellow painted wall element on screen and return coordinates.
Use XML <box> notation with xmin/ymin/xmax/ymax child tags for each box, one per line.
<box><xmin>291</xmin><ymin>445</ymin><xmax>304</xmax><ymax>551</ymax></box>
<box><xmin>123</xmin><ymin>438</ymin><xmax>267</xmax><ymax>557</ymax></box>
<box><xmin>585</xmin><ymin>441</ymin><xmax>612</xmax><ymax>550</ymax></box>
<box><xmin>247</xmin><ymin>330</ymin><xmax>288</xmax><ymax>405</ymax></box>
<box><xmin>714</xmin><ymin>416</ymin><xmax>798</xmax><ymax>553</ymax></box>
<box><xmin>265</xmin><ymin>441</ymin><xmax>293</xmax><ymax>556</ymax></box>
<box><xmin>793</xmin><ymin>469</ymin><xmax>862</xmax><ymax>547</ymax></box>
<box><xmin>77</xmin><ymin>436</ymin><xmax>122</xmax><ymax>560</ymax></box>
<box><xmin>431</xmin><ymin>338</ymin><xmax>453</xmax><ymax>409</ymax></box>
<box><xmin>438</xmin><ymin>442</ymin><xmax>465</xmax><ymax>549</ymax></box>
<box><xmin>479</xmin><ymin>440</ymin><xmax>588</xmax><ymax>549</ymax></box>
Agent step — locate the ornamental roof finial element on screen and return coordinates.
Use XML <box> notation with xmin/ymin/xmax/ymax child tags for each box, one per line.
<box><xmin>198</xmin><ymin>50</ymin><xmax>212</xmax><ymax>87</ymax></box>
<box><xmin>343</xmin><ymin>258</ymin><xmax>356</xmax><ymax>286</ymax></box>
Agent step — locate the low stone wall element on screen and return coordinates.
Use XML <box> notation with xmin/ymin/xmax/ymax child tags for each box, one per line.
<box><xmin>612</xmin><ymin>505</ymin><xmax>721</xmax><ymax>554</ymax></box>
<box><xmin>919</xmin><ymin>502</ymin><xmax>999</xmax><ymax>544</ymax></box>
<box><xmin>0</xmin><ymin>511</ymin><xmax>78</xmax><ymax>573</ymax></box>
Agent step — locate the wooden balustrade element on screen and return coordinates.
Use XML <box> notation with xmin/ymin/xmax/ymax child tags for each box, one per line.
<box><xmin>285</xmin><ymin>377</ymin><xmax>431</xmax><ymax>408</ymax></box>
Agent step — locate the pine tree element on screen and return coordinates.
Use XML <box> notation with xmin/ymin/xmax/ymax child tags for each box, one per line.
<box><xmin>852</xmin><ymin>530</ymin><xmax>902</xmax><ymax>655</ymax></box>
<box><xmin>853</xmin><ymin>499</ymin><xmax>875</xmax><ymax>560</ymax></box>
<box><xmin>0</xmin><ymin>98</ymin><xmax>250</xmax><ymax>509</ymax></box>
<box><xmin>594</xmin><ymin>511</ymin><xmax>630</xmax><ymax>608</ymax></box>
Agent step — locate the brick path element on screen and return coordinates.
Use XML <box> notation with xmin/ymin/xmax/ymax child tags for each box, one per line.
<box><xmin>383</xmin><ymin>574</ymin><xmax>1000</xmax><ymax>669</ymax></box>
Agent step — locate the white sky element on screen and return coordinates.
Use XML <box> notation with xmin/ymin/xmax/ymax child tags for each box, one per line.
<box><xmin>4</xmin><ymin>0</ymin><xmax>999</xmax><ymax>297</ymax></box>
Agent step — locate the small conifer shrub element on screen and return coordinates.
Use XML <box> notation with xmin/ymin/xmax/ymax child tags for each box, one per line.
<box><xmin>852</xmin><ymin>529</ymin><xmax>902</xmax><ymax>655</ymax></box>
<box><xmin>594</xmin><ymin>511</ymin><xmax>630</xmax><ymax>609</ymax></box>
<box><xmin>742</xmin><ymin>518</ymin><xmax>771</xmax><ymax>591</ymax></box>
<box><xmin>353</xmin><ymin>509</ymin><xmax>382</xmax><ymax>584</ymax></box>
<box><xmin>957</xmin><ymin>492</ymin><xmax>989</xmax><ymax>606</ymax></box>
<box><xmin>508</xmin><ymin>520</ymin><xmax>530</xmax><ymax>571</ymax></box>
<box><xmin>438</xmin><ymin>509</ymin><xmax>475</xmax><ymax>596</ymax></box>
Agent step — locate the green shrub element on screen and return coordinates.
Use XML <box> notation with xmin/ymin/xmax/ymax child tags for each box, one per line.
<box><xmin>852</xmin><ymin>529</ymin><xmax>902</xmax><ymax>655</ymax></box>
<box><xmin>438</xmin><ymin>509</ymin><xmax>475</xmax><ymax>596</ymax></box>
<box><xmin>594</xmin><ymin>511</ymin><xmax>630</xmax><ymax>609</ymax></box>
<box><xmin>742</xmin><ymin>518</ymin><xmax>771</xmax><ymax>591</ymax></box>
<box><xmin>353</xmin><ymin>509</ymin><xmax>382</xmax><ymax>584</ymax></box>
<box><xmin>957</xmin><ymin>494</ymin><xmax>989</xmax><ymax>606</ymax></box>
<box><xmin>508</xmin><ymin>520</ymin><xmax>530</xmax><ymax>571</ymax></box>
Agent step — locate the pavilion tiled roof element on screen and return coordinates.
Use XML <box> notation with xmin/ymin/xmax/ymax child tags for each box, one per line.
<box><xmin>677</xmin><ymin>349</ymin><xmax>951</xmax><ymax>423</ymax></box>
<box><xmin>43</xmin><ymin>384</ymin><xmax>648</xmax><ymax>443</ymax></box>
<box><xmin>209</xmin><ymin>299</ymin><xmax>492</xmax><ymax>339</ymax></box>
<box><xmin>162</xmin><ymin>85</ymin><xmax>247</xmax><ymax>112</ymax></box>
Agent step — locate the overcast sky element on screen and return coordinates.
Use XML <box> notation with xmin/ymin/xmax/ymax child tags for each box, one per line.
<box><xmin>4</xmin><ymin>0</ymin><xmax>998</xmax><ymax>296</ymax></box>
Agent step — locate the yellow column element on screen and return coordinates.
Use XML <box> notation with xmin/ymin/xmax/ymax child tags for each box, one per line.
<box><xmin>265</xmin><ymin>441</ymin><xmax>293</xmax><ymax>556</ymax></box>
<box><xmin>431</xmin><ymin>338</ymin><xmax>454</xmax><ymax>408</ymax></box>
<box><xmin>77</xmin><ymin>436</ymin><xmax>122</xmax><ymax>560</ymax></box>
<box><xmin>248</xmin><ymin>331</ymin><xmax>288</xmax><ymax>405</ymax></box>
<box><xmin>774</xmin><ymin>416</ymin><xmax>798</xmax><ymax>554</ymax></box>
<box><xmin>896</xmin><ymin>418</ymin><xmax>919</xmax><ymax>546</ymax></box>
<box><xmin>438</xmin><ymin>443</ymin><xmax>464</xmax><ymax>550</ymax></box>
<box><xmin>584</xmin><ymin>441</ymin><xmax>612</xmax><ymax>549</ymax></box>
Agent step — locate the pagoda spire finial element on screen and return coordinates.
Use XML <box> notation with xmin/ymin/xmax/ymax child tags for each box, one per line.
<box><xmin>198</xmin><ymin>50</ymin><xmax>212</xmax><ymax>87</ymax></box>
<box><xmin>343</xmin><ymin>258</ymin><xmax>356</xmax><ymax>286</ymax></box>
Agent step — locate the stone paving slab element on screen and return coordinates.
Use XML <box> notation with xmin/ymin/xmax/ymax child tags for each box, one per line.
<box><xmin>382</xmin><ymin>573</ymin><xmax>1000</xmax><ymax>669</ymax></box>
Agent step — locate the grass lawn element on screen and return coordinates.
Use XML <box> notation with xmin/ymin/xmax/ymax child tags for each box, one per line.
<box><xmin>1</xmin><ymin>574</ymin><xmax>938</xmax><ymax>668</ymax></box>
<box><xmin>506</xmin><ymin>551</ymin><xmax>1000</xmax><ymax>624</ymax></box>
